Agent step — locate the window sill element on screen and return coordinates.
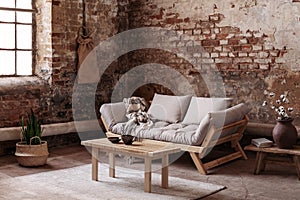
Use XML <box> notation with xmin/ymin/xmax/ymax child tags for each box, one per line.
<box><xmin>0</xmin><ymin>76</ymin><xmax>44</xmax><ymax>86</ymax></box>
<box><xmin>0</xmin><ymin>76</ymin><xmax>47</xmax><ymax>92</ymax></box>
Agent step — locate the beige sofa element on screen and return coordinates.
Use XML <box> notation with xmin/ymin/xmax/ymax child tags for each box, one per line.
<box><xmin>100</xmin><ymin>93</ymin><xmax>251</xmax><ymax>174</ymax></box>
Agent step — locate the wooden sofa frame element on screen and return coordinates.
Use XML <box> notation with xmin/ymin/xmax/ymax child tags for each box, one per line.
<box><xmin>101</xmin><ymin>115</ymin><xmax>249</xmax><ymax>175</ymax></box>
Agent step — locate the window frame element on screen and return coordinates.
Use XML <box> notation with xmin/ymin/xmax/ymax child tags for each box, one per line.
<box><xmin>0</xmin><ymin>1</ymin><xmax>36</xmax><ymax>77</ymax></box>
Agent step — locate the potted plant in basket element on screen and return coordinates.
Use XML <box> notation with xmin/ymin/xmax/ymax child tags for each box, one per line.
<box><xmin>15</xmin><ymin>109</ymin><xmax>49</xmax><ymax>167</ymax></box>
<box><xmin>262</xmin><ymin>92</ymin><xmax>297</xmax><ymax>149</ymax></box>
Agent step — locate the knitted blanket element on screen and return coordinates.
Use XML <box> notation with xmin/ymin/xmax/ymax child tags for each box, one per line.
<box><xmin>122</xmin><ymin>97</ymin><xmax>153</xmax><ymax>136</ymax></box>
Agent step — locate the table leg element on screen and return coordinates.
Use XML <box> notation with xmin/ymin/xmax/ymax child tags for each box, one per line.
<box><xmin>261</xmin><ymin>153</ymin><xmax>267</xmax><ymax>172</ymax></box>
<box><xmin>161</xmin><ymin>155</ymin><xmax>168</xmax><ymax>188</ymax></box>
<box><xmin>92</xmin><ymin>147</ymin><xmax>98</xmax><ymax>181</ymax></box>
<box><xmin>293</xmin><ymin>155</ymin><xmax>300</xmax><ymax>180</ymax></box>
<box><xmin>255</xmin><ymin>152</ymin><xmax>266</xmax><ymax>174</ymax></box>
<box><xmin>144</xmin><ymin>157</ymin><xmax>152</xmax><ymax>193</ymax></box>
<box><xmin>254</xmin><ymin>152</ymin><xmax>260</xmax><ymax>174</ymax></box>
<box><xmin>109</xmin><ymin>152</ymin><xmax>115</xmax><ymax>178</ymax></box>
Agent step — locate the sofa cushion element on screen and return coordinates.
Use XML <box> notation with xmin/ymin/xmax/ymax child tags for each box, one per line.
<box><xmin>147</xmin><ymin>93</ymin><xmax>192</xmax><ymax>123</ymax></box>
<box><xmin>111</xmin><ymin>120</ymin><xmax>199</xmax><ymax>145</ymax></box>
<box><xmin>209</xmin><ymin>102</ymin><xmax>251</xmax><ymax>128</ymax></box>
<box><xmin>193</xmin><ymin>103</ymin><xmax>251</xmax><ymax>145</ymax></box>
<box><xmin>182</xmin><ymin>97</ymin><xmax>233</xmax><ymax>125</ymax></box>
<box><xmin>99</xmin><ymin>102</ymin><xmax>127</xmax><ymax>130</ymax></box>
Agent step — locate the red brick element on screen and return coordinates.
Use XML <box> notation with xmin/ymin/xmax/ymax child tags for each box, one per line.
<box><xmin>248</xmin><ymin>37</ymin><xmax>259</xmax><ymax>44</ymax></box>
<box><xmin>216</xmin><ymin>33</ymin><xmax>229</xmax><ymax>39</ymax></box>
<box><xmin>233</xmin><ymin>46</ymin><xmax>242</xmax><ymax>51</ymax></box>
<box><xmin>220</xmin><ymin>26</ymin><xmax>240</xmax><ymax>34</ymax></box>
<box><xmin>215</xmin><ymin>58</ymin><xmax>232</xmax><ymax>63</ymax></box>
<box><xmin>241</xmin><ymin>45</ymin><xmax>252</xmax><ymax>52</ymax></box>
<box><xmin>165</xmin><ymin>17</ymin><xmax>183</xmax><ymax>24</ymax></box>
<box><xmin>202</xmin><ymin>39</ymin><xmax>220</xmax><ymax>46</ymax></box>
<box><xmin>228</xmin><ymin>38</ymin><xmax>240</xmax><ymax>45</ymax></box>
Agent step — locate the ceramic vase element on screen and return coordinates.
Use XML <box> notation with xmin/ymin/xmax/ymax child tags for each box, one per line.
<box><xmin>272</xmin><ymin>118</ymin><xmax>298</xmax><ymax>149</ymax></box>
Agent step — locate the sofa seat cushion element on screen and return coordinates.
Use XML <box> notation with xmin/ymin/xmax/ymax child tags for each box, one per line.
<box><xmin>111</xmin><ymin>121</ymin><xmax>199</xmax><ymax>145</ymax></box>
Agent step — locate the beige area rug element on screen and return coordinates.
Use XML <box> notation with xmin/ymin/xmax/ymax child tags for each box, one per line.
<box><xmin>0</xmin><ymin>164</ymin><xmax>225</xmax><ymax>200</ymax></box>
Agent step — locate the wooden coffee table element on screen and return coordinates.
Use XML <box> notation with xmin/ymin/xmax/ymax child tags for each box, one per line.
<box><xmin>81</xmin><ymin>138</ymin><xmax>181</xmax><ymax>193</ymax></box>
<box><xmin>244</xmin><ymin>144</ymin><xmax>300</xmax><ymax>180</ymax></box>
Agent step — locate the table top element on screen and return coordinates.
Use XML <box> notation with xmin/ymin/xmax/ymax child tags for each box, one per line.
<box><xmin>81</xmin><ymin>138</ymin><xmax>181</xmax><ymax>158</ymax></box>
<box><xmin>244</xmin><ymin>144</ymin><xmax>300</xmax><ymax>156</ymax></box>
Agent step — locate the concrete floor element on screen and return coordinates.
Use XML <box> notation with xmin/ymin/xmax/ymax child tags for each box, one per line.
<box><xmin>0</xmin><ymin>144</ymin><xmax>300</xmax><ymax>199</ymax></box>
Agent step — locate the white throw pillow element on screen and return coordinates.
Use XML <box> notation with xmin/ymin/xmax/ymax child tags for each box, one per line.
<box><xmin>147</xmin><ymin>93</ymin><xmax>192</xmax><ymax>123</ymax></box>
<box><xmin>182</xmin><ymin>97</ymin><xmax>233</xmax><ymax>125</ymax></box>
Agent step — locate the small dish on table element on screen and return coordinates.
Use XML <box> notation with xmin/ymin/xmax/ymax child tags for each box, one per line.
<box><xmin>108</xmin><ymin>137</ymin><xmax>120</xmax><ymax>144</ymax></box>
<box><xmin>121</xmin><ymin>135</ymin><xmax>135</xmax><ymax>145</ymax></box>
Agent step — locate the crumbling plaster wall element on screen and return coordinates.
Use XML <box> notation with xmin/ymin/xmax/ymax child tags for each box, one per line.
<box><xmin>153</xmin><ymin>0</ymin><xmax>300</xmax><ymax>71</ymax></box>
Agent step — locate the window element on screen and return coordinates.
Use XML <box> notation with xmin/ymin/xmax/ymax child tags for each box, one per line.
<box><xmin>0</xmin><ymin>0</ymin><xmax>34</xmax><ymax>76</ymax></box>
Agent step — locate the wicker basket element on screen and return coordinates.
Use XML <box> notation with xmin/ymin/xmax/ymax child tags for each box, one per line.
<box><xmin>15</xmin><ymin>138</ymin><xmax>49</xmax><ymax>167</ymax></box>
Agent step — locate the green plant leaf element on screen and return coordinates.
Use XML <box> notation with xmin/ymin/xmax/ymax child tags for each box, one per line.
<box><xmin>20</xmin><ymin>109</ymin><xmax>43</xmax><ymax>145</ymax></box>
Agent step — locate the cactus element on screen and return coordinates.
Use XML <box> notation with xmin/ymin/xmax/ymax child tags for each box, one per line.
<box><xmin>21</xmin><ymin>109</ymin><xmax>43</xmax><ymax>145</ymax></box>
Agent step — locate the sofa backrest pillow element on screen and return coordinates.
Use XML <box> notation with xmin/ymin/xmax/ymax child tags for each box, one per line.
<box><xmin>147</xmin><ymin>93</ymin><xmax>192</xmax><ymax>123</ymax></box>
<box><xmin>182</xmin><ymin>97</ymin><xmax>233</xmax><ymax>125</ymax></box>
<box><xmin>99</xmin><ymin>102</ymin><xmax>127</xmax><ymax>130</ymax></box>
<box><xmin>192</xmin><ymin>103</ymin><xmax>250</xmax><ymax>146</ymax></box>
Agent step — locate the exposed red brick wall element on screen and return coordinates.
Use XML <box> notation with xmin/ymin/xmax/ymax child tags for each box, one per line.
<box><xmin>0</xmin><ymin>80</ymin><xmax>48</xmax><ymax>127</ymax></box>
<box><xmin>0</xmin><ymin>0</ymin><xmax>119</xmax><ymax>128</ymax></box>
<box><xmin>1</xmin><ymin>0</ymin><xmax>299</xmax><ymax>129</ymax></box>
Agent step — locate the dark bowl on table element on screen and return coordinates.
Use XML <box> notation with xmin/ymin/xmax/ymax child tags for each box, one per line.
<box><xmin>108</xmin><ymin>137</ymin><xmax>120</xmax><ymax>144</ymax></box>
<box><xmin>121</xmin><ymin>135</ymin><xmax>135</xmax><ymax>145</ymax></box>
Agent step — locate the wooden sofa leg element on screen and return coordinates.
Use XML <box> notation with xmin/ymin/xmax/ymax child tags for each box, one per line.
<box><xmin>189</xmin><ymin>152</ymin><xmax>207</xmax><ymax>175</ymax></box>
<box><xmin>235</xmin><ymin>143</ymin><xmax>248</xmax><ymax>160</ymax></box>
